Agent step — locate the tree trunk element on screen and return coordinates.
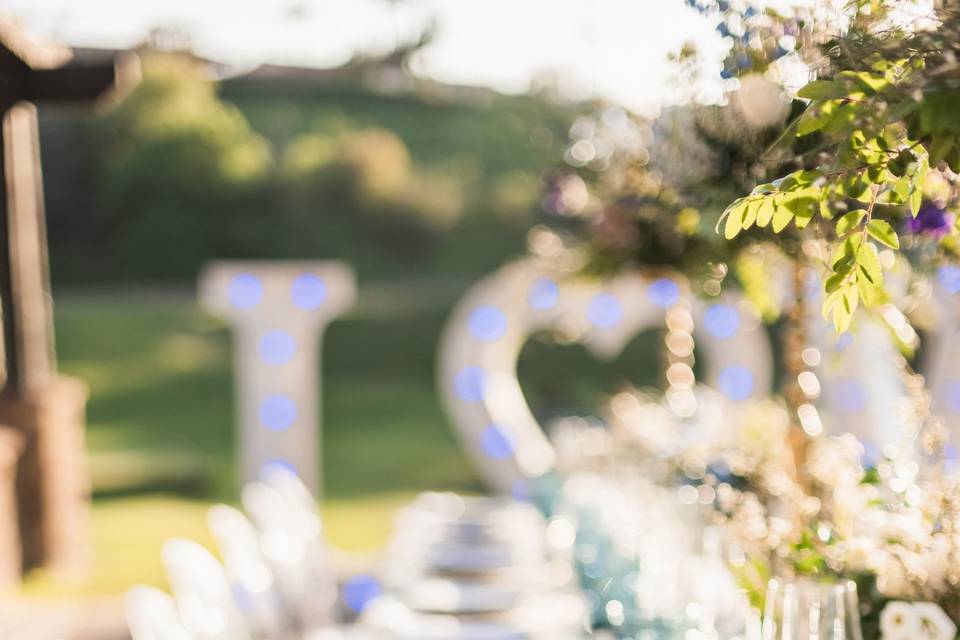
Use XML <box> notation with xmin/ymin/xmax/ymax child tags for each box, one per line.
<box><xmin>784</xmin><ymin>260</ymin><xmax>811</xmax><ymax>486</ymax></box>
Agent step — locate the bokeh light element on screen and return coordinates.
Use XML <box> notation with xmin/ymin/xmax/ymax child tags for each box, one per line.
<box><xmin>717</xmin><ymin>365</ymin><xmax>754</xmax><ymax>401</ymax></box>
<box><xmin>527</xmin><ymin>277</ymin><xmax>560</xmax><ymax>310</ymax></box>
<box><xmin>511</xmin><ymin>479</ymin><xmax>530</xmax><ymax>502</ymax></box>
<box><xmin>342</xmin><ymin>574</ymin><xmax>383</xmax><ymax>613</ymax></box>
<box><xmin>232</xmin><ymin>584</ymin><xmax>255</xmax><ymax>613</ymax></box>
<box><xmin>453</xmin><ymin>366</ymin><xmax>488</xmax><ymax>403</ymax></box>
<box><xmin>229</xmin><ymin>273</ymin><xmax>264</xmax><ymax>310</ymax></box>
<box><xmin>945</xmin><ymin>380</ymin><xmax>960</xmax><ymax>413</ymax></box>
<box><xmin>291</xmin><ymin>273</ymin><xmax>328</xmax><ymax>310</ymax></box>
<box><xmin>945</xmin><ymin>445</ymin><xmax>960</xmax><ymax>474</ymax></box>
<box><xmin>469</xmin><ymin>305</ymin><xmax>508</xmax><ymax>342</ymax></box>
<box><xmin>259</xmin><ymin>458</ymin><xmax>297</xmax><ymax>478</ymax></box>
<box><xmin>587</xmin><ymin>292</ymin><xmax>622</xmax><ymax>328</ymax></box>
<box><xmin>833</xmin><ymin>332</ymin><xmax>853</xmax><ymax>351</ymax></box>
<box><xmin>703</xmin><ymin>303</ymin><xmax>740</xmax><ymax>339</ymax></box>
<box><xmin>481</xmin><ymin>424</ymin><xmax>516</xmax><ymax>460</ymax></box>
<box><xmin>647</xmin><ymin>278</ymin><xmax>680</xmax><ymax>308</ymax></box>
<box><xmin>860</xmin><ymin>441</ymin><xmax>881</xmax><ymax>468</ymax></box>
<box><xmin>832</xmin><ymin>378</ymin><xmax>867</xmax><ymax>413</ymax></box>
<box><xmin>258</xmin><ymin>395</ymin><xmax>297</xmax><ymax>431</ymax></box>
<box><xmin>938</xmin><ymin>265</ymin><xmax>960</xmax><ymax>294</ymax></box>
<box><xmin>259</xmin><ymin>330</ymin><xmax>296</xmax><ymax>365</ymax></box>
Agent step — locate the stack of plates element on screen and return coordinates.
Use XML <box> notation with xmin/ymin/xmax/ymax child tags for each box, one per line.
<box><xmin>358</xmin><ymin>493</ymin><xmax>589</xmax><ymax>639</ymax></box>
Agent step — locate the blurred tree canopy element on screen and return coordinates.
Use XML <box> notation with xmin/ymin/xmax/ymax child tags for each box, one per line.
<box><xmin>89</xmin><ymin>53</ymin><xmax>468</xmax><ymax>278</ymax></box>
<box><xmin>40</xmin><ymin>50</ymin><xmax>565</xmax><ymax>282</ymax></box>
<box><xmin>94</xmin><ymin>54</ymin><xmax>274</xmax><ymax>276</ymax></box>
<box><xmin>280</xmin><ymin>127</ymin><xmax>462</xmax><ymax>261</ymax></box>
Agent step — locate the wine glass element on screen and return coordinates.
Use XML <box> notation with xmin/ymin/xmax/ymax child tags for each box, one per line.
<box><xmin>762</xmin><ymin>578</ymin><xmax>863</xmax><ymax>640</ymax></box>
<box><xmin>714</xmin><ymin>590</ymin><xmax>762</xmax><ymax>640</ymax></box>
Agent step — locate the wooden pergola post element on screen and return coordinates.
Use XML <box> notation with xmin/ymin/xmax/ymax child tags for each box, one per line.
<box><xmin>0</xmin><ymin>17</ymin><xmax>137</xmax><ymax>578</ymax></box>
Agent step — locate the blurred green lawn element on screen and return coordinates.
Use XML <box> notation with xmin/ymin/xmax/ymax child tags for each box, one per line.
<box><xmin>23</xmin><ymin>280</ymin><xmax>482</xmax><ymax>596</ymax></box>
<box><xmin>56</xmin><ymin>280</ymin><xmax>482</xmax><ymax>500</ymax></box>
<box><xmin>22</xmin><ymin>279</ymin><xmax>663</xmax><ymax>597</ymax></box>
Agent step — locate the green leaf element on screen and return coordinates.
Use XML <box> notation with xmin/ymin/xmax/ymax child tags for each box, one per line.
<box><xmin>782</xmin><ymin>186</ymin><xmax>820</xmax><ymax>230</ymax></box>
<box><xmin>823</xmin><ymin>103</ymin><xmax>858</xmax><ymax>136</ymax></box>
<box><xmin>797</xmin><ymin>80</ymin><xmax>847</xmax><ymax>100</ymax></box>
<box><xmin>887</xmin><ymin>149</ymin><xmax>915</xmax><ymax>178</ymax></box>
<box><xmin>771</xmin><ymin>203</ymin><xmax>794</xmax><ymax>233</ymax></box>
<box><xmin>842</xmin><ymin>285</ymin><xmax>859</xmax><ymax>314</ymax></box>
<box><xmin>841</xmin><ymin>172</ymin><xmax>870</xmax><ymax>199</ymax></box>
<box><xmin>837</xmin><ymin>286</ymin><xmax>859</xmax><ymax>332</ymax></box>
<box><xmin>857</xmin><ymin>242</ymin><xmax>883</xmax><ymax>286</ymax></box>
<box><xmin>741</xmin><ymin>199</ymin><xmax>759</xmax><ymax>230</ymax></box>
<box><xmin>857</xmin><ymin>274</ymin><xmax>881</xmax><ymax>307</ymax></box>
<box><xmin>819</xmin><ymin>198</ymin><xmax>833</xmax><ymax>220</ymax></box>
<box><xmin>893</xmin><ymin>176</ymin><xmax>911</xmax><ymax>201</ymax></box>
<box><xmin>823</xmin><ymin>290</ymin><xmax>842</xmax><ymax>320</ymax></box>
<box><xmin>756</xmin><ymin>196</ymin><xmax>776</xmax><ymax>227</ymax></box>
<box><xmin>823</xmin><ymin>285</ymin><xmax>857</xmax><ymax>333</ymax></box>
<box><xmin>877</xmin><ymin>188</ymin><xmax>907</xmax><ymax>206</ymax></box>
<box><xmin>723</xmin><ymin>199</ymin><xmax>747</xmax><ymax>239</ymax></box>
<box><xmin>914</xmin><ymin>155</ymin><xmax>930</xmax><ymax>182</ymax></box>
<box><xmin>866</xmin><ymin>219</ymin><xmax>899</xmax><ymax>249</ymax></box>
<box><xmin>836</xmin><ymin>210</ymin><xmax>866</xmax><ymax>236</ymax></box>
<box><xmin>910</xmin><ymin>187</ymin><xmax>922</xmax><ymax>217</ymax></box>
<box><xmin>837</xmin><ymin>70</ymin><xmax>889</xmax><ymax>95</ymax></box>
<box><xmin>832</xmin><ymin>235</ymin><xmax>863</xmax><ymax>274</ymax></box>
<box><xmin>789</xmin><ymin>170</ymin><xmax>823</xmax><ymax>187</ymax></box>
<box><xmin>825</xmin><ymin>272</ymin><xmax>844</xmax><ymax>293</ymax></box>
<box><xmin>866</xmin><ymin>164</ymin><xmax>888</xmax><ymax>183</ymax></box>
<box><xmin>752</xmin><ymin>183</ymin><xmax>777</xmax><ymax>195</ymax></box>
<box><xmin>797</xmin><ymin>107</ymin><xmax>832</xmax><ymax>136</ymax></box>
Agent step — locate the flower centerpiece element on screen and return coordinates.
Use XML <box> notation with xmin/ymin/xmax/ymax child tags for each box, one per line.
<box><xmin>605</xmin><ymin>370</ymin><xmax>960</xmax><ymax>638</ymax></box>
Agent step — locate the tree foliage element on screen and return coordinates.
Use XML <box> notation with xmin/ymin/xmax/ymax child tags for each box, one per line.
<box><xmin>89</xmin><ymin>52</ymin><xmax>469</xmax><ymax>277</ymax></box>
<box><xmin>719</xmin><ymin>0</ymin><xmax>960</xmax><ymax>331</ymax></box>
<box><xmin>93</xmin><ymin>53</ymin><xmax>274</xmax><ymax>275</ymax></box>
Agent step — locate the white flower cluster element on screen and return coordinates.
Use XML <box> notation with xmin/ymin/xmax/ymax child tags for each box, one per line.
<box><xmin>602</xmin><ymin>386</ymin><xmax>960</xmax><ymax>633</ymax></box>
<box><xmin>880</xmin><ymin>601</ymin><xmax>957</xmax><ymax>640</ymax></box>
<box><xmin>607</xmin><ymin>388</ymin><xmax>792</xmax><ymax>486</ymax></box>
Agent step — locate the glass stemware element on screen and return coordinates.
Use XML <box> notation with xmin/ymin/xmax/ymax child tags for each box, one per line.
<box><xmin>762</xmin><ymin>578</ymin><xmax>863</xmax><ymax>640</ymax></box>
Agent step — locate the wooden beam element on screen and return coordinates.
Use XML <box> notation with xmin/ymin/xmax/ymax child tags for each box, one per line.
<box><xmin>25</xmin><ymin>55</ymin><xmax>139</xmax><ymax>105</ymax></box>
<box><xmin>2</xmin><ymin>102</ymin><xmax>55</xmax><ymax>395</ymax></box>
<box><xmin>25</xmin><ymin>65</ymin><xmax>118</xmax><ymax>103</ymax></box>
<box><xmin>0</xmin><ymin>17</ymin><xmax>71</xmax><ymax>70</ymax></box>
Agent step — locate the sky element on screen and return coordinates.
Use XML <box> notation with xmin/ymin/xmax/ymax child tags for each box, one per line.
<box><xmin>0</xmin><ymin>0</ymin><xmax>732</xmax><ymax>115</ymax></box>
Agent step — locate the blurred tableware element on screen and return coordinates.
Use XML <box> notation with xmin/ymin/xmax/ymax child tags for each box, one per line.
<box><xmin>242</xmin><ymin>466</ymin><xmax>338</xmax><ymax>632</ymax></box>
<box><xmin>714</xmin><ymin>590</ymin><xmax>762</xmax><ymax>640</ymax></box>
<box><xmin>126</xmin><ymin>585</ymin><xmax>192</xmax><ymax>640</ymax></box>
<box><xmin>762</xmin><ymin>578</ymin><xmax>863</xmax><ymax>640</ymax></box>
<box><xmin>304</xmin><ymin>627</ymin><xmax>392</xmax><ymax>640</ymax></box>
<box><xmin>162</xmin><ymin>538</ymin><xmax>252</xmax><ymax>640</ymax></box>
<box><xmin>365</xmin><ymin>492</ymin><xmax>588</xmax><ymax>638</ymax></box>
<box><xmin>208</xmin><ymin>504</ymin><xmax>285</xmax><ymax>637</ymax></box>
<box><xmin>360</xmin><ymin>593</ymin><xmax>587</xmax><ymax>639</ymax></box>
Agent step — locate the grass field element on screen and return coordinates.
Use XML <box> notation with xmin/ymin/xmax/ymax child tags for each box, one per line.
<box><xmin>21</xmin><ymin>278</ymin><xmax>663</xmax><ymax>597</ymax></box>
<box><xmin>56</xmin><ymin>281</ymin><xmax>482</xmax><ymax>501</ymax></box>
<box><xmin>24</xmin><ymin>280</ymin><xmax>480</xmax><ymax>596</ymax></box>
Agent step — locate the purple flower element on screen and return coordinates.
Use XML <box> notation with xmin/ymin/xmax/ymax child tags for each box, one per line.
<box><xmin>904</xmin><ymin>203</ymin><xmax>952</xmax><ymax>238</ymax></box>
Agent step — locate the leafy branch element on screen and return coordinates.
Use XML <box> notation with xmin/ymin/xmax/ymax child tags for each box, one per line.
<box><xmin>718</xmin><ymin>14</ymin><xmax>960</xmax><ymax>332</ymax></box>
